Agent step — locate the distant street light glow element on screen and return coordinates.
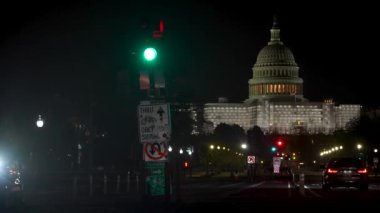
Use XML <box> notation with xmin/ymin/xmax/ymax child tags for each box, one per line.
<box><xmin>357</xmin><ymin>144</ymin><xmax>362</xmax><ymax>150</ymax></box>
<box><xmin>241</xmin><ymin>143</ymin><xmax>247</xmax><ymax>149</ymax></box>
<box><xmin>36</xmin><ymin>115</ymin><xmax>44</xmax><ymax>128</ymax></box>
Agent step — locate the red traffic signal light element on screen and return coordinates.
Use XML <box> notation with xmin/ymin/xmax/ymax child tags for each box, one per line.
<box><xmin>183</xmin><ymin>161</ymin><xmax>190</xmax><ymax>169</ymax></box>
<box><xmin>275</xmin><ymin>139</ymin><xmax>285</xmax><ymax>149</ymax></box>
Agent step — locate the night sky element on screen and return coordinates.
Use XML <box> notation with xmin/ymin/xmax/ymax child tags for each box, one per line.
<box><xmin>0</xmin><ymin>1</ymin><xmax>378</xmax><ymax>150</ymax></box>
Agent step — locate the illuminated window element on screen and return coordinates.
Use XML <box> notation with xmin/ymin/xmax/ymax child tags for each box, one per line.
<box><xmin>274</xmin><ymin>84</ymin><xmax>277</xmax><ymax>93</ymax></box>
<box><xmin>270</xmin><ymin>84</ymin><xmax>273</xmax><ymax>93</ymax></box>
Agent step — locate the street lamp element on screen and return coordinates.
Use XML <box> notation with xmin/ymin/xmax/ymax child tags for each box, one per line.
<box><xmin>374</xmin><ymin>149</ymin><xmax>378</xmax><ymax>153</ymax></box>
<box><xmin>241</xmin><ymin>143</ymin><xmax>247</xmax><ymax>149</ymax></box>
<box><xmin>36</xmin><ymin>115</ymin><xmax>44</xmax><ymax>128</ymax></box>
<box><xmin>357</xmin><ymin>144</ymin><xmax>362</xmax><ymax>150</ymax></box>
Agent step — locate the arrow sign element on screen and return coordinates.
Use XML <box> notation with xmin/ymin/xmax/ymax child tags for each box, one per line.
<box><xmin>138</xmin><ymin>103</ymin><xmax>171</xmax><ymax>143</ymax></box>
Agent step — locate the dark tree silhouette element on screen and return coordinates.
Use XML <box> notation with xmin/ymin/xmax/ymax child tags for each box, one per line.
<box><xmin>214</xmin><ymin>123</ymin><xmax>246</xmax><ymax>149</ymax></box>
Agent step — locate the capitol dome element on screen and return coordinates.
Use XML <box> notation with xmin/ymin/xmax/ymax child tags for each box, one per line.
<box><xmin>246</xmin><ymin>16</ymin><xmax>305</xmax><ymax>103</ymax></box>
<box><xmin>255</xmin><ymin>44</ymin><xmax>297</xmax><ymax>67</ymax></box>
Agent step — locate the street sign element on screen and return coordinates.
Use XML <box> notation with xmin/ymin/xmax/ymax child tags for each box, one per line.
<box><xmin>273</xmin><ymin>156</ymin><xmax>281</xmax><ymax>174</ymax></box>
<box><xmin>145</xmin><ymin>162</ymin><xmax>165</xmax><ymax>196</ymax></box>
<box><xmin>247</xmin><ymin>155</ymin><xmax>255</xmax><ymax>164</ymax></box>
<box><xmin>143</xmin><ymin>141</ymin><xmax>168</xmax><ymax>162</ymax></box>
<box><xmin>138</xmin><ymin>103</ymin><xmax>171</xmax><ymax>143</ymax></box>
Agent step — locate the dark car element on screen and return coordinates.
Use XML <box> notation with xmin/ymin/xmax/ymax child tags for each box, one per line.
<box><xmin>322</xmin><ymin>157</ymin><xmax>368</xmax><ymax>190</ymax></box>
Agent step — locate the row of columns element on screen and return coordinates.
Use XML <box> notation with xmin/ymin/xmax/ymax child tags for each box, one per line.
<box><xmin>251</xmin><ymin>83</ymin><xmax>302</xmax><ymax>96</ymax></box>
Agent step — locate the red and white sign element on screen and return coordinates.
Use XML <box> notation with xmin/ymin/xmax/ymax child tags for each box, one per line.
<box><xmin>143</xmin><ymin>141</ymin><xmax>168</xmax><ymax>162</ymax></box>
<box><xmin>273</xmin><ymin>167</ymin><xmax>280</xmax><ymax>174</ymax></box>
<box><xmin>247</xmin><ymin>155</ymin><xmax>256</xmax><ymax>164</ymax></box>
<box><xmin>273</xmin><ymin>157</ymin><xmax>281</xmax><ymax>174</ymax></box>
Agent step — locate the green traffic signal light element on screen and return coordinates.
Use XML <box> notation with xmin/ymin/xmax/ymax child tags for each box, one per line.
<box><xmin>143</xmin><ymin>47</ymin><xmax>157</xmax><ymax>61</ymax></box>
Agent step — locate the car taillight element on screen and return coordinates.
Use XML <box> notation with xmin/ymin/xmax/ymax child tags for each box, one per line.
<box><xmin>357</xmin><ymin>168</ymin><xmax>367</xmax><ymax>174</ymax></box>
<box><xmin>327</xmin><ymin>168</ymin><xmax>338</xmax><ymax>174</ymax></box>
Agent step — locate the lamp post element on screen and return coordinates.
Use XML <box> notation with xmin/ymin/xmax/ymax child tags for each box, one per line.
<box><xmin>356</xmin><ymin>143</ymin><xmax>367</xmax><ymax>161</ymax></box>
<box><xmin>73</xmin><ymin>123</ymin><xmax>86</xmax><ymax>170</ymax></box>
<box><xmin>172</xmin><ymin>147</ymin><xmax>182</xmax><ymax>203</ymax></box>
<box><xmin>32</xmin><ymin>115</ymin><xmax>44</xmax><ymax>163</ymax></box>
<box><xmin>34</xmin><ymin>114</ymin><xmax>45</xmax><ymax>172</ymax></box>
<box><xmin>357</xmin><ymin>144</ymin><xmax>363</xmax><ymax>157</ymax></box>
<box><xmin>36</xmin><ymin>115</ymin><xmax>44</xmax><ymax>128</ymax></box>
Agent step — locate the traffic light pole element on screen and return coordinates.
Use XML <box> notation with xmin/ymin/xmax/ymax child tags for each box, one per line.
<box><xmin>137</xmin><ymin>20</ymin><xmax>174</xmax><ymax>204</ymax></box>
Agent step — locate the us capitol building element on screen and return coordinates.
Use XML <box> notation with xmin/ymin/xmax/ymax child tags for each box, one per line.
<box><xmin>199</xmin><ymin>18</ymin><xmax>361</xmax><ymax>135</ymax></box>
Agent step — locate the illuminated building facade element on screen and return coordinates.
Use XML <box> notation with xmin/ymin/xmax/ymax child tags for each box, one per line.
<box><xmin>202</xmin><ymin>18</ymin><xmax>361</xmax><ymax>135</ymax></box>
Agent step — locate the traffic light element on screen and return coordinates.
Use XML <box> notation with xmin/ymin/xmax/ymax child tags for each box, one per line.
<box><xmin>183</xmin><ymin>161</ymin><xmax>190</xmax><ymax>169</ymax></box>
<box><xmin>275</xmin><ymin>139</ymin><xmax>286</xmax><ymax>150</ymax></box>
<box><xmin>141</xmin><ymin>20</ymin><xmax>163</xmax><ymax>62</ymax></box>
<box><xmin>271</xmin><ymin>146</ymin><xmax>277</xmax><ymax>152</ymax></box>
<box><xmin>139</xmin><ymin>20</ymin><xmax>165</xmax><ymax>99</ymax></box>
<box><xmin>143</xmin><ymin>47</ymin><xmax>157</xmax><ymax>61</ymax></box>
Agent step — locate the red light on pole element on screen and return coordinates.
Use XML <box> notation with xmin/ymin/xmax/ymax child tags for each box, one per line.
<box><xmin>183</xmin><ymin>161</ymin><xmax>189</xmax><ymax>169</ymax></box>
<box><xmin>159</xmin><ymin>20</ymin><xmax>164</xmax><ymax>33</ymax></box>
<box><xmin>277</xmin><ymin>140</ymin><xmax>283</xmax><ymax>147</ymax></box>
<box><xmin>153</xmin><ymin>20</ymin><xmax>164</xmax><ymax>38</ymax></box>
